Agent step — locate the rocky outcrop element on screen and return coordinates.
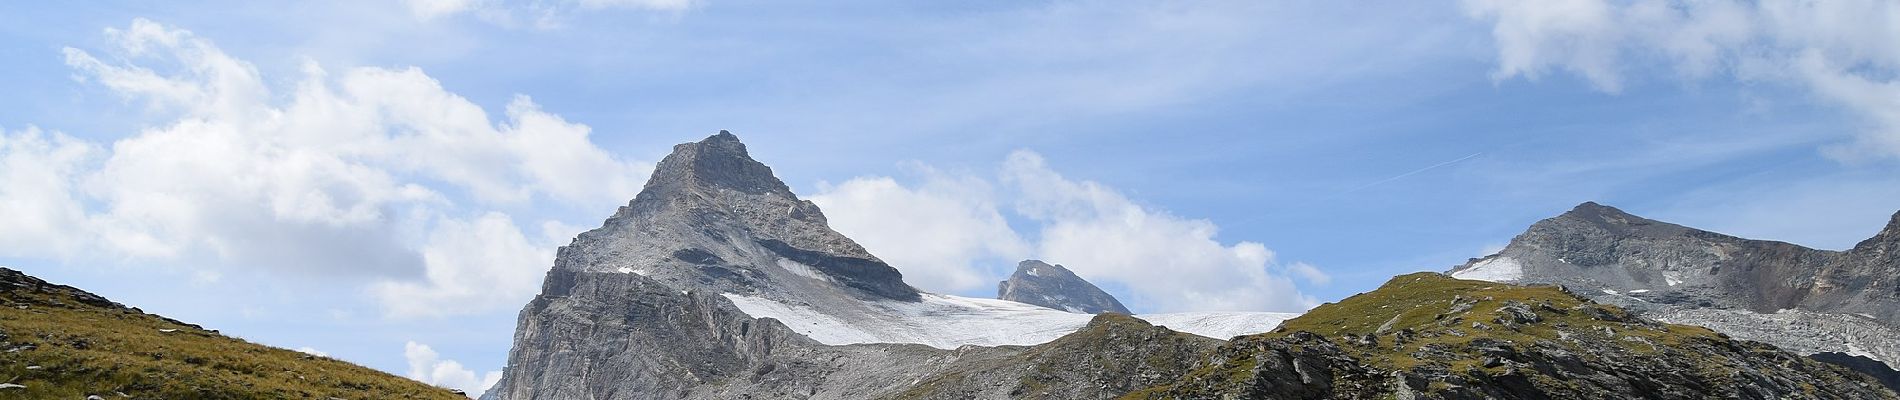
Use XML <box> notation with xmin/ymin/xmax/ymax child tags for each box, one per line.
<box><xmin>1811</xmin><ymin>352</ymin><xmax>1900</xmax><ymax>392</ymax></box>
<box><xmin>1448</xmin><ymin>202</ymin><xmax>1900</xmax><ymax>371</ymax></box>
<box><xmin>1131</xmin><ymin>273</ymin><xmax>1899</xmax><ymax>399</ymax></box>
<box><xmin>1810</xmin><ymin>211</ymin><xmax>1900</xmax><ymax>322</ymax></box>
<box><xmin>997</xmin><ymin>260</ymin><xmax>1131</xmax><ymax>314</ymax></box>
<box><xmin>894</xmin><ymin>314</ymin><xmax>1219</xmax><ymax>399</ymax></box>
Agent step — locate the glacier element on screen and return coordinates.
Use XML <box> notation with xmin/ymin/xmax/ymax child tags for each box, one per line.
<box><xmin>722</xmin><ymin>292</ymin><xmax>1298</xmax><ymax>349</ymax></box>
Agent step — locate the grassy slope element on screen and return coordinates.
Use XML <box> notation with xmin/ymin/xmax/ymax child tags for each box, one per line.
<box><xmin>1128</xmin><ymin>272</ymin><xmax>1892</xmax><ymax>399</ymax></box>
<box><xmin>1271</xmin><ymin>272</ymin><xmax>1723</xmax><ymax>372</ymax></box>
<box><xmin>0</xmin><ymin>269</ymin><xmax>464</xmax><ymax>399</ymax></box>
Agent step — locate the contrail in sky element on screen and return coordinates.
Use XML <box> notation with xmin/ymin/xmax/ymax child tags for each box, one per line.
<box><xmin>1333</xmin><ymin>152</ymin><xmax>1484</xmax><ymax>197</ymax></box>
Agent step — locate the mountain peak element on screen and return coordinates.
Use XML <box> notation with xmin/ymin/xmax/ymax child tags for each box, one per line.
<box><xmin>1851</xmin><ymin>210</ymin><xmax>1900</xmax><ymax>255</ymax></box>
<box><xmin>1879</xmin><ymin>210</ymin><xmax>1900</xmax><ymax>240</ymax></box>
<box><xmin>1559</xmin><ymin>201</ymin><xmax>1637</xmax><ymax>221</ymax></box>
<box><xmin>581</xmin><ymin>130</ymin><xmax>920</xmax><ymax>302</ymax></box>
<box><xmin>998</xmin><ymin>260</ymin><xmax>1131</xmax><ymax>314</ymax></box>
<box><xmin>1537</xmin><ymin>201</ymin><xmax>1694</xmax><ymax>239</ymax></box>
<box><xmin>645</xmin><ymin>131</ymin><xmax>790</xmax><ymax>197</ymax></box>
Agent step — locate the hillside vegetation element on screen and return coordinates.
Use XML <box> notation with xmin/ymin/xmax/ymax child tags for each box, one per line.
<box><xmin>0</xmin><ymin>268</ymin><xmax>464</xmax><ymax>399</ymax></box>
<box><xmin>1128</xmin><ymin>273</ymin><xmax>1896</xmax><ymax>399</ymax></box>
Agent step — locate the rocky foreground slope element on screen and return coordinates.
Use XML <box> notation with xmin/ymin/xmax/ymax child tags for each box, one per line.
<box><xmin>1450</xmin><ymin>202</ymin><xmax>1900</xmax><ymax>377</ymax></box>
<box><xmin>0</xmin><ymin>267</ymin><xmax>463</xmax><ymax>399</ymax></box>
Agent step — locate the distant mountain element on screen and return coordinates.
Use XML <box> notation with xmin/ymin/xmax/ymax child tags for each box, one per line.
<box><xmin>0</xmin><ymin>267</ymin><xmax>463</xmax><ymax>399</ymax></box>
<box><xmin>1132</xmin><ymin>273</ymin><xmax>1896</xmax><ymax>399</ymax></box>
<box><xmin>997</xmin><ymin>260</ymin><xmax>1131</xmax><ymax>314</ymax></box>
<box><xmin>483</xmin><ymin>132</ymin><xmax>1293</xmax><ymax>399</ymax></box>
<box><xmin>1449</xmin><ymin>202</ymin><xmax>1900</xmax><ymax>382</ymax></box>
<box><xmin>485</xmin><ymin>133</ymin><xmax>1894</xmax><ymax>399</ymax></box>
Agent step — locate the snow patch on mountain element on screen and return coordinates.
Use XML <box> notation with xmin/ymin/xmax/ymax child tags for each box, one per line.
<box><xmin>775</xmin><ymin>258</ymin><xmax>832</xmax><ymax>282</ymax></box>
<box><xmin>721</xmin><ymin>293</ymin><xmax>1296</xmax><ymax>349</ymax></box>
<box><xmin>723</xmin><ymin>293</ymin><xmax>1091</xmax><ymax>348</ymax></box>
<box><xmin>1138</xmin><ymin>311</ymin><xmax>1299</xmax><ymax>340</ymax></box>
<box><xmin>1451</xmin><ymin>256</ymin><xmax>1522</xmax><ymax>282</ymax></box>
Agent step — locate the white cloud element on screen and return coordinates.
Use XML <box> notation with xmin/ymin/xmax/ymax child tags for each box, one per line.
<box><xmin>373</xmin><ymin>213</ymin><xmax>552</xmax><ymax>318</ymax></box>
<box><xmin>0</xmin><ymin>19</ymin><xmax>647</xmax><ymax>317</ymax></box>
<box><xmin>812</xmin><ymin>151</ymin><xmax>1319</xmax><ymax>312</ymax></box>
<box><xmin>1463</xmin><ymin>0</ymin><xmax>1900</xmax><ymax>157</ymax></box>
<box><xmin>1286</xmin><ymin>262</ymin><xmax>1331</xmax><ymax>286</ymax></box>
<box><xmin>405</xmin><ymin>341</ymin><xmax>502</xmax><ymax>398</ymax></box>
<box><xmin>0</xmin><ymin>127</ymin><xmax>97</xmax><ymax>259</ymax></box>
<box><xmin>1462</xmin><ymin>0</ymin><xmax>1626</xmax><ymax>92</ymax></box>
<box><xmin>1002</xmin><ymin>151</ymin><xmax>1316</xmax><ymax>312</ymax></box>
<box><xmin>809</xmin><ymin>165</ymin><xmax>1030</xmax><ymax>293</ymax></box>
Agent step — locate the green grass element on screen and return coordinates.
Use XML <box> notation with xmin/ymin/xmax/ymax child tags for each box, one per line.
<box><xmin>1124</xmin><ymin>272</ymin><xmax>1740</xmax><ymax>398</ymax></box>
<box><xmin>0</xmin><ymin>281</ymin><xmax>465</xmax><ymax>399</ymax></box>
<box><xmin>1268</xmin><ymin>272</ymin><xmax>1723</xmax><ymax>373</ymax></box>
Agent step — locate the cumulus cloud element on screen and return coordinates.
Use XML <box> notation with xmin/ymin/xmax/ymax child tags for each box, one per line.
<box><xmin>374</xmin><ymin>213</ymin><xmax>553</xmax><ymax>318</ymax></box>
<box><xmin>0</xmin><ymin>19</ymin><xmax>647</xmax><ymax>317</ymax></box>
<box><xmin>812</xmin><ymin>151</ymin><xmax>1320</xmax><ymax>313</ymax></box>
<box><xmin>809</xmin><ymin>165</ymin><xmax>1030</xmax><ymax>293</ymax></box>
<box><xmin>1462</xmin><ymin>0</ymin><xmax>1900</xmax><ymax>157</ymax></box>
<box><xmin>405</xmin><ymin>341</ymin><xmax>502</xmax><ymax>398</ymax></box>
<box><xmin>1003</xmin><ymin>151</ymin><xmax>1316</xmax><ymax>312</ymax></box>
<box><xmin>0</xmin><ymin>127</ymin><xmax>96</xmax><ymax>258</ymax></box>
<box><xmin>1287</xmin><ymin>262</ymin><xmax>1331</xmax><ymax>286</ymax></box>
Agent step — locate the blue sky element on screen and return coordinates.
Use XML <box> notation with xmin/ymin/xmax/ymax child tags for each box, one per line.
<box><xmin>3</xmin><ymin>0</ymin><xmax>1898</xmax><ymax>395</ymax></box>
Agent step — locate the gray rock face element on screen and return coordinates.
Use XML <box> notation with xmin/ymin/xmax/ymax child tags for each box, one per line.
<box><xmin>565</xmin><ymin>130</ymin><xmax>919</xmax><ymax>302</ymax></box>
<box><xmin>485</xmin><ymin>133</ymin><xmax>1203</xmax><ymax>400</ymax></box>
<box><xmin>997</xmin><ymin>260</ymin><xmax>1131</xmax><ymax>314</ymax></box>
<box><xmin>894</xmin><ymin>314</ymin><xmax>1220</xmax><ymax>399</ymax></box>
<box><xmin>1448</xmin><ymin>202</ymin><xmax>1900</xmax><ymax>370</ymax></box>
<box><xmin>1812</xmin><ymin>352</ymin><xmax>1900</xmax><ymax>392</ymax></box>
<box><xmin>490</xmin><ymin>135</ymin><xmax>1888</xmax><ymax>399</ymax></box>
<box><xmin>486</xmin><ymin>132</ymin><xmax>928</xmax><ymax>399</ymax></box>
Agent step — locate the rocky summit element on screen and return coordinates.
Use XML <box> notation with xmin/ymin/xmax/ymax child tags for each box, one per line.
<box><xmin>485</xmin><ymin>131</ymin><xmax>925</xmax><ymax>399</ymax></box>
<box><xmin>997</xmin><ymin>260</ymin><xmax>1131</xmax><ymax>314</ymax></box>
<box><xmin>1450</xmin><ymin>202</ymin><xmax>1900</xmax><ymax>383</ymax></box>
<box><xmin>485</xmin><ymin>133</ymin><xmax>1899</xmax><ymax>399</ymax></box>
